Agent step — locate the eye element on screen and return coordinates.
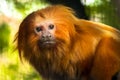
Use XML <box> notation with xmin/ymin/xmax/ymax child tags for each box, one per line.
<box><xmin>48</xmin><ymin>24</ymin><xmax>54</xmax><ymax>30</ymax></box>
<box><xmin>35</xmin><ymin>26</ymin><xmax>42</xmax><ymax>32</ymax></box>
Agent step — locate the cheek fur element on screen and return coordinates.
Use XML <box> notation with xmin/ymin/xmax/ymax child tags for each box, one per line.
<box><xmin>27</xmin><ymin>34</ymin><xmax>40</xmax><ymax>51</ymax></box>
<box><xmin>55</xmin><ymin>27</ymin><xmax>71</xmax><ymax>45</ymax></box>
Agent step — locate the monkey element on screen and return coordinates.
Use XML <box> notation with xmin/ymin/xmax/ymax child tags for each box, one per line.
<box><xmin>15</xmin><ymin>5</ymin><xmax>120</xmax><ymax>80</ymax></box>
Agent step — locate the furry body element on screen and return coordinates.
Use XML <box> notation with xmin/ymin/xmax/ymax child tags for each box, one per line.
<box><xmin>16</xmin><ymin>5</ymin><xmax>120</xmax><ymax>80</ymax></box>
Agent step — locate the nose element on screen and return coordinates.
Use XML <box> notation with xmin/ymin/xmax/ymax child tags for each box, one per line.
<box><xmin>41</xmin><ymin>31</ymin><xmax>52</xmax><ymax>41</ymax></box>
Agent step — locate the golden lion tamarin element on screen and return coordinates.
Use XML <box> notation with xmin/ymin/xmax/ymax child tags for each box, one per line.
<box><xmin>15</xmin><ymin>5</ymin><xmax>120</xmax><ymax>80</ymax></box>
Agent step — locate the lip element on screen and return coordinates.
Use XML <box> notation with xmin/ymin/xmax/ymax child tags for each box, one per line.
<box><xmin>43</xmin><ymin>40</ymin><xmax>55</xmax><ymax>44</ymax></box>
<box><xmin>39</xmin><ymin>40</ymin><xmax>56</xmax><ymax>47</ymax></box>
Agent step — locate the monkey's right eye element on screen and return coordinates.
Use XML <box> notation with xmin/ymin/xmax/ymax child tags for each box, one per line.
<box><xmin>35</xmin><ymin>27</ymin><xmax>42</xmax><ymax>32</ymax></box>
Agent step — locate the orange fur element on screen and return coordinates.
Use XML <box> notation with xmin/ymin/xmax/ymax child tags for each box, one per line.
<box><xmin>16</xmin><ymin>5</ymin><xmax>120</xmax><ymax>80</ymax></box>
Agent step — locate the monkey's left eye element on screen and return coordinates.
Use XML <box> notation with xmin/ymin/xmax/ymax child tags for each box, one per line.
<box><xmin>48</xmin><ymin>24</ymin><xmax>54</xmax><ymax>30</ymax></box>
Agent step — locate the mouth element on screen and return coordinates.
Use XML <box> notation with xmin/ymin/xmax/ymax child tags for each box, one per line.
<box><xmin>39</xmin><ymin>40</ymin><xmax>56</xmax><ymax>48</ymax></box>
<box><xmin>43</xmin><ymin>40</ymin><xmax>55</xmax><ymax>44</ymax></box>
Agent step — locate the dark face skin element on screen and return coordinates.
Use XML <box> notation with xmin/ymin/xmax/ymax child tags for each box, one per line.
<box><xmin>34</xmin><ymin>20</ymin><xmax>56</xmax><ymax>48</ymax></box>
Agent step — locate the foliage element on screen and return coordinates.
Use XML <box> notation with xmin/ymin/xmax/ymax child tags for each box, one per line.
<box><xmin>5</xmin><ymin>0</ymin><xmax>47</xmax><ymax>18</ymax></box>
<box><xmin>0</xmin><ymin>50</ymin><xmax>41</xmax><ymax>80</ymax></box>
<box><xmin>0</xmin><ymin>23</ymin><xmax>10</xmax><ymax>53</ymax></box>
<box><xmin>87</xmin><ymin>0</ymin><xmax>120</xmax><ymax>29</ymax></box>
<box><xmin>0</xmin><ymin>0</ymin><xmax>45</xmax><ymax>80</ymax></box>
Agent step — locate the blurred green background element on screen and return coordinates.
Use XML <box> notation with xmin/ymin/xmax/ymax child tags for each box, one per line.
<box><xmin>0</xmin><ymin>0</ymin><xmax>46</xmax><ymax>80</ymax></box>
<box><xmin>0</xmin><ymin>0</ymin><xmax>120</xmax><ymax>80</ymax></box>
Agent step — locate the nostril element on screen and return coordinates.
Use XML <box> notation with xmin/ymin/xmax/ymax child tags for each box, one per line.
<box><xmin>42</xmin><ymin>35</ymin><xmax>45</xmax><ymax>38</ymax></box>
<box><xmin>41</xmin><ymin>33</ymin><xmax>52</xmax><ymax>40</ymax></box>
<box><xmin>48</xmin><ymin>34</ymin><xmax>52</xmax><ymax>37</ymax></box>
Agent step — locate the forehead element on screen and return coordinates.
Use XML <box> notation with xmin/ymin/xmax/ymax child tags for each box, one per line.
<box><xmin>34</xmin><ymin>16</ymin><xmax>55</xmax><ymax>26</ymax></box>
